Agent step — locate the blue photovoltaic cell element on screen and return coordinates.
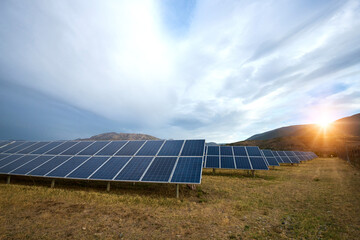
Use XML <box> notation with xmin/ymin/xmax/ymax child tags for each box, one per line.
<box><xmin>31</xmin><ymin>142</ymin><xmax>64</xmax><ymax>154</ymax></box>
<box><xmin>95</xmin><ymin>141</ymin><xmax>126</xmax><ymax>156</ymax></box>
<box><xmin>277</xmin><ymin>151</ymin><xmax>291</xmax><ymax>163</ymax></box>
<box><xmin>115</xmin><ymin>157</ymin><xmax>153</xmax><ymax>181</ymax></box>
<box><xmin>141</xmin><ymin>157</ymin><xmax>177</xmax><ymax>182</ymax></box>
<box><xmin>220</xmin><ymin>156</ymin><xmax>235</xmax><ymax>169</ymax></box>
<box><xmin>18</xmin><ymin>142</ymin><xmax>50</xmax><ymax>154</ymax></box>
<box><xmin>0</xmin><ymin>155</ymin><xmax>23</xmax><ymax>168</ymax></box>
<box><xmin>90</xmin><ymin>157</ymin><xmax>131</xmax><ymax>180</ymax></box>
<box><xmin>265</xmin><ymin>157</ymin><xmax>279</xmax><ymax>166</ymax></box>
<box><xmin>249</xmin><ymin>157</ymin><xmax>268</xmax><ymax>170</ymax></box>
<box><xmin>233</xmin><ymin>146</ymin><xmax>247</xmax><ymax>156</ymax></box>
<box><xmin>0</xmin><ymin>154</ymin><xmax>9</xmax><ymax>160</ymax></box>
<box><xmin>0</xmin><ymin>141</ymin><xmax>11</xmax><ymax>147</ymax></box>
<box><xmin>234</xmin><ymin>156</ymin><xmax>252</xmax><ymax>169</ymax></box>
<box><xmin>136</xmin><ymin>141</ymin><xmax>164</xmax><ymax>156</ymax></box>
<box><xmin>78</xmin><ymin>141</ymin><xmax>109</xmax><ymax>155</ymax></box>
<box><xmin>28</xmin><ymin>156</ymin><xmax>71</xmax><ymax>176</ymax></box>
<box><xmin>287</xmin><ymin>156</ymin><xmax>299</xmax><ymax>163</ymax></box>
<box><xmin>67</xmin><ymin>156</ymin><xmax>109</xmax><ymax>179</ymax></box>
<box><xmin>0</xmin><ymin>155</ymin><xmax>38</xmax><ymax>173</ymax></box>
<box><xmin>277</xmin><ymin>151</ymin><xmax>286</xmax><ymax>156</ymax></box>
<box><xmin>61</xmin><ymin>142</ymin><xmax>94</xmax><ymax>155</ymax></box>
<box><xmin>0</xmin><ymin>142</ymin><xmax>25</xmax><ymax>153</ymax></box>
<box><xmin>5</xmin><ymin>142</ymin><xmax>36</xmax><ymax>153</ymax></box>
<box><xmin>46</xmin><ymin>141</ymin><xmax>78</xmax><ymax>155</ymax></box>
<box><xmin>157</xmin><ymin>140</ymin><xmax>184</xmax><ymax>156</ymax></box>
<box><xmin>115</xmin><ymin>141</ymin><xmax>145</xmax><ymax>156</ymax></box>
<box><xmin>272</xmin><ymin>151</ymin><xmax>284</xmax><ymax>163</ymax></box>
<box><xmin>246</xmin><ymin>146</ymin><xmax>262</xmax><ymax>156</ymax></box>
<box><xmin>220</xmin><ymin>146</ymin><xmax>233</xmax><ymax>156</ymax></box>
<box><xmin>262</xmin><ymin>150</ymin><xmax>274</xmax><ymax>157</ymax></box>
<box><xmin>11</xmin><ymin>156</ymin><xmax>53</xmax><ymax>175</ymax></box>
<box><xmin>46</xmin><ymin>156</ymin><xmax>90</xmax><ymax>177</ymax></box>
<box><xmin>205</xmin><ymin>156</ymin><xmax>219</xmax><ymax>168</ymax></box>
<box><xmin>171</xmin><ymin>157</ymin><xmax>202</xmax><ymax>183</ymax></box>
<box><xmin>180</xmin><ymin>140</ymin><xmax>205</xmax><ymax>156</ymax></box>
<box><xmin>207</xmin><ymin>146</ymin><xmax>219</xmax><ymax>155</ymax></box>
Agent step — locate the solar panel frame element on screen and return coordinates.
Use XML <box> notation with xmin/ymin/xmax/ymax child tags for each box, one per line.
<box><xmin>1</xmin><ymin>139</ymin><xmax>206</xmax><ymax>185</ymax></box>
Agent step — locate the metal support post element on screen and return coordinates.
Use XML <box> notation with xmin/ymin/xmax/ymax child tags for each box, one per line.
<box><xmin>176</xmin><ymin>184</ymin><xmax>179</xmax><ymax>199</ymax></box>
<box><xmin>6</xmin><ymin>176</ymin><xmax>10</xmax><ymax>184</ymax></box>
<box><xmin>251</xmin><ymin>170</ymin><xmax>255</xmax><ymax>177</ymax></box>
<box><xmin>212</xmin><ymin>168</ymin><xmax>216</xmax><ymax>174</ymax></box>
<box><xmin>51</xmin><ymin>179</ymin><xmax>55</xmax><ymax>188</ymax></box>
<box><xmin>107</xmin><ymin>182</ymin><xmax>111</xmax><ymax>192</ymax></box>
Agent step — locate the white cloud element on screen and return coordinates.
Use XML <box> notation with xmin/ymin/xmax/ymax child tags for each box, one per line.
<box><xmin>0</xmin><ymin>0</ymin><xmax>360</xmax><ymax>142</ymax></box>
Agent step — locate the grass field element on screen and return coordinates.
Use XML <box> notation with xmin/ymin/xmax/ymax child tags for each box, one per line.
<box><xmin>0</xmin><ymin>158</ymin><xmax>359</xmax><ymax>239</ymax></box>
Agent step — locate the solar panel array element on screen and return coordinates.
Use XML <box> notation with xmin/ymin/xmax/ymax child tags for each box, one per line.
<box><xmin>0</xmin><ymin>140</ymin><xmax>205</xmax><ymax>184</ymax></box>
<box><xmin>204</xmin><ymin>146</ymin><xmax>269</xmax><ymax>170</ymax></box>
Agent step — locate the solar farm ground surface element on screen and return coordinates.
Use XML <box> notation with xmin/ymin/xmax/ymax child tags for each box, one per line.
<box><xmin>0</xmin><ymin>157</ymin><xmax>359</xmax><ymax>239</ymax></box>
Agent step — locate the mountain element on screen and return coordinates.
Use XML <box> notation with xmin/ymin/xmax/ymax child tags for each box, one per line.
<box><xmin>79</xmin><ymin>132</ymin><xmax>160</xmax><ymax>141</ymax></box>
<box><xmin>246</xmin><ymin>113</ymin><xmax>360</xmax><ymax>141</ymax></box>
<box><xmin>231</xmin><ymin>113</ymin><xmax>360</xmax><ymax>155</ymax></box>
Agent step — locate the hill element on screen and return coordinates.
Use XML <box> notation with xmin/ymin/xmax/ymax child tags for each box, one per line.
<box><xmin>231</xmin><ymin>113</ymin><xmax>360</xmax><ymax>155</ymax></box>
<box><xmin>246</xmin><ymin>113</ymin><xmax>360</xmax><ymax>141</ymax></box>
<box><xmin>79</xmin><ymin>132</ymin><xmax>160</xmax><ymax>141</ymax></box>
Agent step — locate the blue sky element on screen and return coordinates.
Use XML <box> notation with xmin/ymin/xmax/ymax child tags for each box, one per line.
<box><xmin>0</xmin><ymin>0</ymin><xmax>359</xmax><ymax>142</ymax></box>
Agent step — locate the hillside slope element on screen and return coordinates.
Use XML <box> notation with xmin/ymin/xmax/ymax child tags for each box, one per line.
<box><xmin>79</xmin><ymin>132</ymin><xmax>160</xmax><ymax>141</ymax></box>
<box><xmin>247</xmin><ymin>113</ymin><xmax>360</xmax><ymax>141</ymax></box>
<box><xmin>233</xmin><ymin>113</ymin><xmax>360</xmax><ymax>154</ymax></box>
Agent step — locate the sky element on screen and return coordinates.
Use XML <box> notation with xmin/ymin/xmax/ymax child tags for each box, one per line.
<box><xmin>0</xmin><ymin>0</ymin><xmax>360</xmax><ymax>143</ymax></box>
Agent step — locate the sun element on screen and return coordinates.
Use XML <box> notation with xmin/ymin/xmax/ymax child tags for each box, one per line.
<box><xmin>316</xmin><ymin>116</ymin><xmax>332</xmax><ymax>129</ymax></box>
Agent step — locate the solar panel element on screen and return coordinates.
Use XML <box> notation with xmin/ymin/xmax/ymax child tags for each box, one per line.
<box><xmin>205</xmin><ymin>156</ymin><xmax>220</xmax><ymax>168</ymax></box>
<box><xmin>181</xmin><ymin>140</ymin><xmax>205</xmax><ymax>156</ymax></box>
<box><xmin>284</xmin><ymin>151</ymin><xmax>300</xmax><ymax>163</ymax></box>
<box><xmin>157</xmin><ymin>140</ymin><xmax>184</xmax><ymax>156</ymax></box>
<box><xmin>115</xmin><ymin>157</ymin><xmax>153</xmax><ymax>181</ymax></box>
<box><xmin>46</xmin><ymin>141</ymin><xmax>78</xmax><ymax>155</ymax></box>
<box><xmin>0</xmin><ymin>141</ymin><xmax>11</xmax><ymax>148</ymax></box>
<box><xmin>204</xmin><ymin>145</ymin><xmax>268</xmax><ymax>170</ymax></box>
<box><xmin>89</xmin><ymin>157</ymin><xmax>131</xmax><ymax>180</ymax></box>
<box><xmin>31</xmin><ymin>141</ymin><xmax>64</xmax><ymax>154</ymax></box>
<box><xmin>0</xmin><ymin>139</ymin><xmax>205</xmax><ymax>185</ymax></box>
<box><xmin>28</xmin><ymin>156</ymin><xmax>71</xmax><ymax>176</ymax></box>
<box><xmin>95</xmin><ymin>141</ymin><xmax>126</xmax><ymax>155</ymax></box>
<box><xmin>46</xmin><ymin>156</ymin><xmax>90</xmax><ymax>177</ymax></box>
<box><xmin>277</xmin><ymin>151</ymin><xmax>292</xmax><ymax>163</ymax></box>
<box><xmin>0</xmin><ymin>154</ymin><xmax>23</xmax><ymax>168</ymax></box>
<box><xmin>116</xmin><ymin>141</ymin><xmax>145</xmax><ymax>156</ymax></box>
<box><xmin>18</xmin><ymin>142</ymin><xmax>50</xmax><ymax>154</ymax></box>
<box><xmin>261</xmin><ymin>150</ymin><xmax>280</xmax><ymax>166</ymax></box>
<box><xmin>0</xmin><ymin>142</ymin><xmax>25</xmax><ymax>153</ymax></box>
<box><xmin>67</xmin><ymin>156</ymin><xmax>109</xmax><ymax>179</ymax></box>
<box><xmin>207</xmin><ymin>146</ymin><xmax>219</xmax><ymax>155</ymax></box>
<box><xmin>61</xmin><ymin>142</ymin><xmax>94</xmax><ymax>155</ymax></box>
<box><xmin>170</xmin><ymin>157</ymin><xmax>202</xmax><ymax>184</ymax></box>
<box><xmin>234</xmin><ymin>156</ymin><xmax>252</xmax><ymax>169</ymax></box>
<box><xmin>220</xmin><ymin>146</ymin><xmax>233</xmax><ymax>156</ymax></box>
<box><xmin>76</xmin><ymin>141</ymin><xmax>109</xmax><ymax>155</ymax></box>
<box><xmin>136</xmin><ymin>141</ymin><xmax>164</xmax><ymax>156</ymax></box>
<box><xmin>220</xmin><ymin>156</ymin><xmax>235</xmax><ymax>169</ymax></box>
<box><xmin>11</xmin><ymin>156</ymin><xmax>54</xmax><ymax>175</ymax></box>
<box><xmin>141</xmin><ymin>157</ymin><xmax>177</xmax><ymax>182</ymax></box>
<box><xmin>0</xmin><ymin>155</ymin><xmax>38</xmax><ymax>173</ymax></box>
<box><xmin>4</xmin><ymin>142</ymin><xmax>36</xmax><ymax>153</ymax></box>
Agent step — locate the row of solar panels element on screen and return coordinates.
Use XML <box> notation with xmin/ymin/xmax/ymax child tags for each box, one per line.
<box><xmin>0</xmin><ymin>140</ymin><xmax>205</xmax><ymax>184</ymax></box>
<box><xmin>204</xmin><ymin>146</ymin><xmax>317</xmax><ymax>170</ymax></box>
<box><xmin>0</xmin><ymin>140</ymin><xmax>317</xmax><ymax>184</ymax></box>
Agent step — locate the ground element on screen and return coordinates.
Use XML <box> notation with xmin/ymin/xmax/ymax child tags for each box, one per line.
<box><xmin>0</xmin><ymin>158</ymin><xmax>359</xmax><ymax>239</ymax></box>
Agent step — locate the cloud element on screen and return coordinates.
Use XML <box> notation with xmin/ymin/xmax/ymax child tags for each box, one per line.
<box><xmin>0</xmin><ymin>0</ymin><xmax>360</xmax><ymax>142</ymax></box>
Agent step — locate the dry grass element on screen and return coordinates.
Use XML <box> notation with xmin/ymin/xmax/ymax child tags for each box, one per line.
<box><xmin>0</xmin><ymin>158</ymin><xmax>359</xmax><ymax>239</ymax></box>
